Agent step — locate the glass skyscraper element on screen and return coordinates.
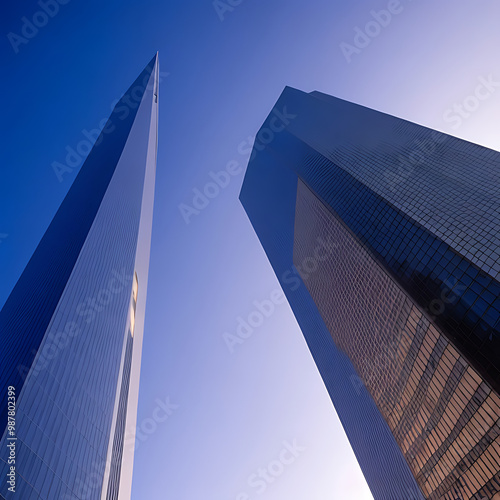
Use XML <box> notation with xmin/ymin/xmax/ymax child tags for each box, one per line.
<box><xmin>0</xmin><ymin>54</ymin><xmax>159</xmax><ymax>499</ymax></box>
<box><xmin>240</xmin><ymin>87</ymin><xmax>500</xmax><ymax>499</ymax></box>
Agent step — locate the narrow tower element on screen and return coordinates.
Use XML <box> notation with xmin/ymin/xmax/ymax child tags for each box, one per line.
<box><xmin>0</xmin><ymin>54</ymin><xmax>159</xmax><ymax>500</ymax></box>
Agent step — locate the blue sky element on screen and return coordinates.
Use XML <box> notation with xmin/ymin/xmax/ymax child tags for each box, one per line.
<box><xmin>2</xmin><ymin>0</ymin><xmax>500</xmax><ymax>498</ymax></box>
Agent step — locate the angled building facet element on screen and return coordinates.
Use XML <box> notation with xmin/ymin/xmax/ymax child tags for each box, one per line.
<box><xmin>240</xmin><ymin>87</ymin><xmax>500</xmax><ymax>499</ymax></box>
<box><xmin>0</xmin><ymin>54</ymin><xmax>159</xmax><ymax>500</ymax></box>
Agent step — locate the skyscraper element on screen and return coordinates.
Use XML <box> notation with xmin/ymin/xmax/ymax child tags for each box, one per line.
<box><xmin>240</xmin><ymin>87</ymin><xmax>500</xmax><ymax>499</ymax></box>
<box><xmin>0</xmin><ymin>54</ymin><xmax>159</xmax><ymax>499</ymax></box>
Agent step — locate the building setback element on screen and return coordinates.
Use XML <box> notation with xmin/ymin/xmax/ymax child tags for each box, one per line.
<box><xmin>0</xmin><ymin>54</ymin><xmax>159</xmax><ymax>499</ymax></box>
<box><xmin>240</xmin><ymin>87</ymin><xmax>500</xmax><ymax>500</ymax></box>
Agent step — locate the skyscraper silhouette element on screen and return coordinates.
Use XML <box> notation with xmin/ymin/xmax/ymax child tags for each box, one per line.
<box><xmin>240</xmin><ymin>87</ymin><xmax>500</xmax><ymax>499</ymax></box>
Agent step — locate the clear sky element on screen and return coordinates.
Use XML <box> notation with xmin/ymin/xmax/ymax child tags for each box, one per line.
<box><xmin>2</xmin><ymin>1</ymin><xmax>500</xmax><ymax>498</ymax></box>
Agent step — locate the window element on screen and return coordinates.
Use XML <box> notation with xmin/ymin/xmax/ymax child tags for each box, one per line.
<box><xmin>130</xmin><ymin>273</ymin><xmax>138</xmax><ymax>336</ymax></box>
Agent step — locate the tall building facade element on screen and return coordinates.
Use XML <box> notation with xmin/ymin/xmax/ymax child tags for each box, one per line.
<box><xmin>240</xmin><ymin>87</ymin><xmax>500</xmax><ymax>499</ymax></box>
<box><xmin>0</xmin><ymin>54</ymin><xmax>159</xmax><ymax>499</ymax></box>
